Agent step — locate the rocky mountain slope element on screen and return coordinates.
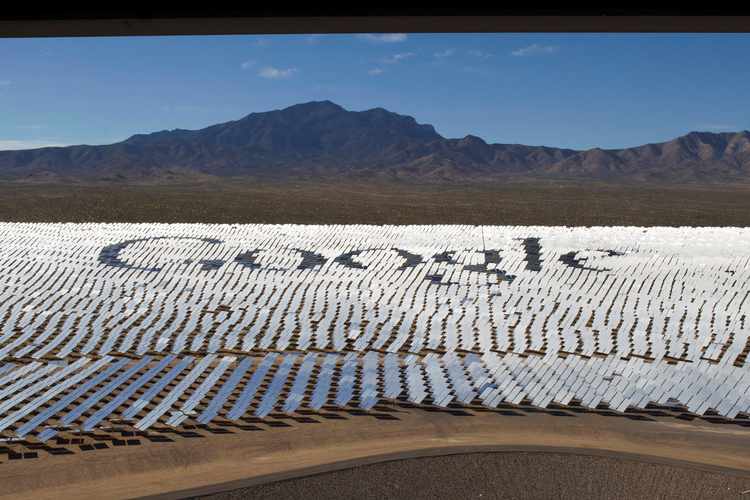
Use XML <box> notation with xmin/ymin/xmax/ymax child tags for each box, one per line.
<box><xmin>2</xmin><ymin>101</ymin><xmax>749</xmax><ymax>183</ymax></box>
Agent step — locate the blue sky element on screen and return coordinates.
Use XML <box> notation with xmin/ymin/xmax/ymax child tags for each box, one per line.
<box><xmin>1</xmin><ymin>33</ymin><xmax>749</xmax><ymax>151</ymax></box>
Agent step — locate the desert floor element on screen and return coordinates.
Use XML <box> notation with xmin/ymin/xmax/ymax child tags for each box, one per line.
<box><xmin>1</xmin><ymin>401</ymin><xmax>749</xmax><ymax>499</ymax></box>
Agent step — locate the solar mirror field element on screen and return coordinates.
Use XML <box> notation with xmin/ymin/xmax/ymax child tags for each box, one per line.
<box><xmin>0</xmin><ymin>222</ymin><xmax>749</xmax><ymax>446</ymax></box>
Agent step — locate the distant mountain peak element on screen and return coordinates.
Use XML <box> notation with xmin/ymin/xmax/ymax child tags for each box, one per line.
<box><xmin>458</xmin><ymin>135</ymin><xmax>488</xmax><ymax>146</ymax></box>
<box><xmin>1</xmin><ymin>102</ymin><xmax>749</xmax><ymax>185</ymax></box>
<box><xmin>282</xmin><ymin>100</ymin><xmax>344</xmax><ymax>112</ymax></box>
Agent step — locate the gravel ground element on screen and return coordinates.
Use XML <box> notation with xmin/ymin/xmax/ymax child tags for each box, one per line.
<box><xmin>3</xmin><ymin>181</ymin><xmax>750</xmax><ymax>226</ymax></box>
<box><xmin>194</xmin><ymin>452</ymin><xmax>750</xmax><ymax>500</ymax></box>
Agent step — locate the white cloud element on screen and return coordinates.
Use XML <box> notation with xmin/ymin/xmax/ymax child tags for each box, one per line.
<box><xmin>240</xmin><ymin>60</ymin><xmax>256</xmax><ymax>70</ymax></box>
<box><xmin>0</xmin><ymin>139</ymin><xmax>67</xmax><ymax>151</ymax></box>
<box><xmin>356</xmin><ymin>33</ymin><xmax>407</xmax><ymax>43</ymax></box>
<box><xmin>258</xmin><ymin>66</ymin><xmax>298</xmax><ymax>79</ymax></box>
<box><xmin>382</xmin><ymin>52</ymin><xmax>415</xmax><ymax>64</ymax></box>
<box><xmin>368</xmin><ymin>68</ymin><xmax>384</xmax><ymax>76</ymax></box>
<box><xmin>434</xmin><ymin>49</ymin><xmax>455</xmax><ymax>58</ymax></box>
<box><xmin>467</xmin><ymin>49</ymin><xmax>493</xmax><ymax>58</ymax></box>
<box><xmin>511</xmin><ymin>44</ymin><xmax>559</xmax><ymax>57</ymax></box>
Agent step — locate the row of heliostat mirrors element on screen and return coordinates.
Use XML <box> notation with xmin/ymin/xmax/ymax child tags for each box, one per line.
<box><xmin>0</xmin><ymin>223</ymin><xmax>748</xmax><ymax>441</ymax></box>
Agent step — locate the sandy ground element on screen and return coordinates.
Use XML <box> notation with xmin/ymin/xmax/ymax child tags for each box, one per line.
<box><xmin>3</xmin><ymin>181</ymin><xmax>750</xmax><ymax>226</ymax></box>
<box><xmin>1</xmin><ymin>405</ymin><xmax>749</xmax><ymax>499</ymax></box>
<box><xmin>191</xmin><ymin>451</ymin><xmax>750</xmax><ymax>500</ymax></box>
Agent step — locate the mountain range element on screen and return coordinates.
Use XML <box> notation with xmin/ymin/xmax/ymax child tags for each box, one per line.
<box><xmin>2</xmin><ymin>100</ymin><xmax>749</xmax><ymax>184</ymax></box>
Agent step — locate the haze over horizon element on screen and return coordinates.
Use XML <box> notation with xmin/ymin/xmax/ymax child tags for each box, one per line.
<box><xmin>1</xmin><ymin>33</ymin><xmax>749</xmax><ymax>151</ymax></box>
